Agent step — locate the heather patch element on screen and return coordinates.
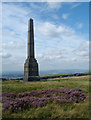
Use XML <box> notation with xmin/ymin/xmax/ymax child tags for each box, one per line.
<box><xmin>2</xmin><ymin>88</ymin><xmax>86</xmax><ymax>113</ymax></box>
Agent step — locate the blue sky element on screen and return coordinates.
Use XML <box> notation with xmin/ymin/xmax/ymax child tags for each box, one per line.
<box><xmin>1</xmin><ymin>2</ymin><xmax>89</xmax><ymax>72</ymax></box>
<box><xmin>1</xmin><ymin>0</ymin><xmax>90</xmax><ymax>2</ymax></box>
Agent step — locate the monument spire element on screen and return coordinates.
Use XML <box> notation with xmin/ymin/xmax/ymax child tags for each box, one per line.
<box><xmin>24</xmin><ymin>18</ymin><xmax>39</xmax><ymax>81</ymax></box>
<box><xmin>28</xmin><ymin>18</ymin><xmax>34</xmax><ymax>58</ymax></box>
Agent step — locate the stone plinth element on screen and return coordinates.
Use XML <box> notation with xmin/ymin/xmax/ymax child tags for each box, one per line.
<box><xmin>24</xmin><ymin>57</ymin><xmax>39</xmax><ymax>77</ymax></box>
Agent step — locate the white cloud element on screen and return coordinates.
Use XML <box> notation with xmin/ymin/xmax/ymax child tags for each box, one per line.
<box><xmin>47</xmin><ymin>2</ymin><xmax>61</xmax><ymax>9</ymax></box>
<box><xmin>36</xmin><ymin>20</ymin><xmax>89</xmax><ymax>70</ymax></box>
<box><xmin>71</xmin><ymin>3</ymin><xmax>81</xmax><ymax>9</ymax></box>
<box><xmin>62</xmin><ymin>13</ymin><xmax>69</xmax><ymax>19</ymax></box>
<box><xmin>76</xmin><ymin>51</ymin><xmax>88</xmax><ymax>56</ymax></box>
<box><xmin>37</xmin><ymin>47</ymin><xmax>89</xmax><ymax>71</ymax></box>
<box><xmin>37</xmin><ymin>22</ymin><xmax>75</xmax><ymax>38</ymax></box>
<box><xmin>73</xmin><ymin>41</ymin><xmax>89</xmax><ymax>62</ymax></box>
<box><xmin>76</xmin><ymin>23</ymin><xmax>83</xmax><ymax>29</ymax></box>
<box><xmin>2</xmin><ymin>53</ymin><xmax>12</xmax><ymax>59</ymax></box>
<box><xmin>51</xmin><ymin>14</ymin><xmax>59</xmax><ymax>19</ymax></box>
<box><xmin>2</xmin><ymin>41</ymin><xmax>25</xmax><ymax>49</ymax></box>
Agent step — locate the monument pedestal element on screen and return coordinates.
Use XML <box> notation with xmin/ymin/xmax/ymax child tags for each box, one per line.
<box><xmin>24</xmin><ymin>57</ymin><xmax>39</xmax><ymax>81</ymax></box>
<box><xmin>23</xmin><ymin>76</ymin><xmax>40</xmax><ymax>82</ymax></box>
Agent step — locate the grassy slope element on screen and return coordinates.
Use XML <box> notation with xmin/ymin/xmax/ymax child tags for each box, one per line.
<box><xmin>40</xmin><ymin>72</ymin><xmax>91</xmax><ymax>77</ymax></box>
<box><xmin>2</xmin><ymin>76</ymin><xmax>90</xmax><ymax>119</ymax></box>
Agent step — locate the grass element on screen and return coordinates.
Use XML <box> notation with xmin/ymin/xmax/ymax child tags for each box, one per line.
<box><xmin>40</xmin><ymin>72</ymin><xmax>91</xmax><ymax>77</ymax></box>
<box><xmin>2</xmin><ymin>76</ymin><xmax>89</xmax><ymax>94</ymax></box>
<box><xmin>2</xmin><ymin>100</ymin><xmax>89</xmax><ymax>119</ymax></box>
<box><xmin>2</xmin><ymin>75</ymin><xmax>90</xmax><ymax>119</ymax></box>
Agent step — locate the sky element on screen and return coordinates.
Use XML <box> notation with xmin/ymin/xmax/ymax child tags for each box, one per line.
<box><xmin>1</xmin><ymin>2</ymin><xmax>89</xmax><ymax>72</ymax></box>
<box><xmin>1</xmin><ymin>0</ymin><xmax>90</xmax><ymax>2</ymax></box>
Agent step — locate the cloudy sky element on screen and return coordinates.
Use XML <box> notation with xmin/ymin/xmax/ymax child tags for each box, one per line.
<box><xmin>1</xmin><ymin>0</ymin><xmax>90</xmax><ymax>2</ymax></box>
<box><xmin>2</xmin><ymin>2</ymin><xmax>89</xmax><ymax>72</ymax></box>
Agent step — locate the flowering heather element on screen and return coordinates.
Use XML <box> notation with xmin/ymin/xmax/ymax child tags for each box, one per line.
<box><xmin>2</xmin><ymin>92</ymin><xmax>16</xmax><ymax>103</ymax></box>
<box><xmin>2</xmin><ymin>92</ymin><xmax>16</xmax><ymax>99</ymax></box>
<box><xmin>31</xmin><ymin>97</ymin><xmax>48</xmax><ymax>107</ymax></box>
<box><xmin>2</xmin><ymin>88</ymin><xmax>86</xmax><ymax>112</ymax></box>
<box><xmin>17</xmin><ymin>90</ymin><xmax>40</xmax><ymax>98</ymax></box>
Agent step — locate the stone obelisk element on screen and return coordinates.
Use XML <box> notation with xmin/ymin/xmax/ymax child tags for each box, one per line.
<box><xmin>24</xmin><ymin>18</ymin><xmax>39</xmax><ymax>81</ymax></box>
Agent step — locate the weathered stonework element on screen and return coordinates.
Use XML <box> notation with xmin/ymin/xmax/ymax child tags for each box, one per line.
<box><xmin>24</xmin><ymin>18</ymin><xmax>39</xmax><ymax>82</ymax></box>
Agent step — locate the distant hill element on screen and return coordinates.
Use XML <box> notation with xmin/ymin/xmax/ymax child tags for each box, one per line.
<box><xmin>1</xmin><ymin>69</ymin><xmax>89</xmax><ymax>79</ymax></box>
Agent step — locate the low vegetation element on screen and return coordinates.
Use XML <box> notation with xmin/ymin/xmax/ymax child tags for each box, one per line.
<box><xmin>2</xmin><ymin>75</ymin><xmax>90</xmax><ymax>119</ymax></box>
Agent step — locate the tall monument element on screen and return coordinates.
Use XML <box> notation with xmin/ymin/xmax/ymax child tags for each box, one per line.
<box><xmin>24</xmin><ymin>18</ymin><xmax>39</xmax><ymax>81</ymax></box>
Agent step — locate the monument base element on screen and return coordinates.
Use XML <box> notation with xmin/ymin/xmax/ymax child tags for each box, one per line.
<box><xmin>24</xmin><ymin>57</ymin><xmax>39</xmax><ymax>77</ymax></box>
<box><xmin>23</xmin><ymin>76</ymin><xmax>40</xmax><ymax>82</ymax></box>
